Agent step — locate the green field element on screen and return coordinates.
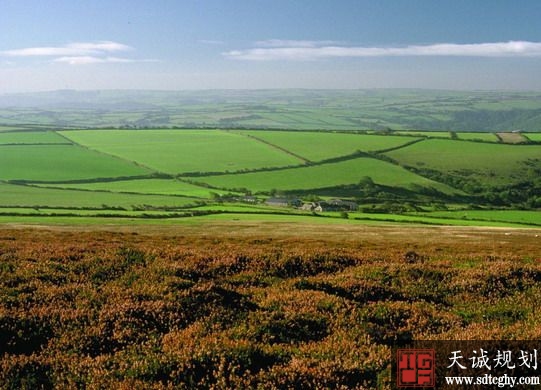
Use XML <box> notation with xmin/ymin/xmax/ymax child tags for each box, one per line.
<box><xmin>235</xmin><ymin>130</ymin><xmax>419</xmax><ymax>161</ymax></box>
<box><xmin>0</xmin><ymin>209</ymin><xmax>537</xmax><ymax>228</ymax></box>
<box><xmin>0</xmin><ymin>144</ymin><xmax>149</xmax><ymax>181</ymax></box>
<box><xmin>412</xmin><ymin>210</ymin><xmax>541</xmax><ymax>226</ymax></box>
<box><xmin>525</xmin><ymin>133</ymin><xmax>541</xmax><ymax>142</ymax></box>
<box><xmin>384</xmin><ymin>139</ymin><xmax>541</xmax><ymax>185</ymax></box>
<box><xmin>195</xmin><ymin>157</ymin><xmax>461</xmax><ymax>194</ymax></box>
<box><xmin>0</xmin><ymin>131</ymin><xmax>69</xmax><ymax>144</ymax></box>
<box><xmin>39</xmin><ymin>178</ymin><xmax>226</xmax><ymax>198</ymax></box>
<box><xmin>0</xmin><ymin>183</ymin><xmax>199</xmax><ymax>209</ymax></box>
<box><xmin>456</xmin><ymin>132</ymin><xmax>499</xmax><ymax>142</ymax></box>
<box><xmin>0</xmin><ymin>207</ymin><xmax>192</xmax><ymax>217</ymax></box>
<box><xmin>61</xmin><ymin>129</ymin><xmax>304</xmax><ymax>174</ymax></box>
<box><xmin>0</xmin><ymin>211</ymin><xmax>372</xmax><ymax>226</ymax></box>
<box><xmin>344</xmin><ymin>211</ymin><xmax>536</xmax><ymax>227</ymax></box>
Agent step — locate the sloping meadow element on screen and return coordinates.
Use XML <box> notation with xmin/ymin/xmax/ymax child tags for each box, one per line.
<box><xmin>0</xmin><ymin>226</ymin><xmax>540</xmax><ymax>389</ymax></box>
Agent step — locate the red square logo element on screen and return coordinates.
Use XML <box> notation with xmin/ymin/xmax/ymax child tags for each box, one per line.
<box><xmin>397</xmin><ymin>349</ymin><xmax>435</xmax><ymax>387</ymax></box>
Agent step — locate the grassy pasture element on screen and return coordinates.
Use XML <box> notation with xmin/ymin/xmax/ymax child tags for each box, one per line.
<box><xmin>209</xmin><ymin>210</ymin><xmax>539</xmax><ymax>227</ymax></box>
<box><xmin>61</xmin><ymin>129</ymin><xmax>304</xmax><ymax>174</ymax></box>
<box><xmin>384</xmin><ymin>139</ymin><xmax>541</xmax><ymax>185</ymax></box>
<box><xmin>0</xmin><ymin>131</ymin><xmax>70</xmax><ymax>144</ymax></box>
<box><xmin>235</xmin><ymin>130</ymin><xmax>419</xmax><ymax>161</ymax></box>
<box><xmin>524</xmin><ymin>133</ymin><xmax>541</xmax><ymax>142</ymax></box>
<box><xmin>0</xmin><ymin>213</ymin><xmax>306</xmax><ymax>226</ymax></box>
<box><xmin>196</xmin><ymin>157</ymin><xmax>461</xmax><ymax>194</ymax></box>
<box><xmin>413</xmin><ymin>210</ymin><xmax>541</xmax><ymax>226</ymax></box>
<box><xmin>0</xmin><ymin>209</ymin><xmax>538</xmax><ymax>228</ymax></box>
<box><xmin>455</xmin><ymin>132</ymin><xmax>499</xmax><ymax>142</ymax></box>
<box><xmin>344</xmin><ymin>211</ymin><xmax>535</xmax><ymax>227</ymax></box>
<box><xmin>0</xmin><ymin>144</ymin><xmax>149</xmax><ymax>181</ymax></box>
<box><xmin>280</xmin><ymin>110</ymin><xmax>357</xmax><ymax>128</ymax></box>
<box><xmin>0</xmin><ymin>183</ymin><xmax>198</xmax><ymax>209</ymax></box>
<box><xmin>38</xmin><ymin>179</ymin><xmax>225</xmax><ymax>198</ymax></box>
<box><xmin>0</xmin><ymin>212</ymin><xmax>374</xmax><ymax>226</ymax></box>
<box><xmin>0</xmin><ymin>207</ymin><xmax>195</xmax><ymax>217</ymax></box>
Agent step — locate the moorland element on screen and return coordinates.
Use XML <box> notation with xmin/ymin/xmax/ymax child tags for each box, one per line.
<box><xmin>1</xmin><ymin>225</ymin><xmax>540</xmax><ymax>388</ymax></box>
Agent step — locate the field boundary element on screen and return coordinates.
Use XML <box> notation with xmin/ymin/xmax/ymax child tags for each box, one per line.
<box><xmin>235</xmin><ymin>131</ymin><xmax>312</xmax><ymax>164</ymax></box>
<box><xmin>372</xmin><ymin>137</ymin><xmax>425</xmax><ymax>153</ymax></box>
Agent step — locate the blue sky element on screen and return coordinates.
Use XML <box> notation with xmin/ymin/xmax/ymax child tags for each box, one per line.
<box><xmin>1</xmin><ymin>0</ymin><xmax>540</xmax><ymax>92</ymax></box>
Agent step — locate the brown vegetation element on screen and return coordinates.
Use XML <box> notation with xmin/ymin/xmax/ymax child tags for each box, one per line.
<box><xmin>496</xmin><ymin>132</ymin><xmax>528</xmax><ymax>144</ymax></box>
<box><xmin>0</xmin><ymin>225</ymin><xmax>540</xmax><ymax>389</ymax></box>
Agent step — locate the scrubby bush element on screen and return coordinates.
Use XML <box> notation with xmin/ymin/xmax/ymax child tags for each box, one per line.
<box><xmin>0</xmin><ymin>228</ymin><xmax>538</xmax><ymax>387</ymax></box>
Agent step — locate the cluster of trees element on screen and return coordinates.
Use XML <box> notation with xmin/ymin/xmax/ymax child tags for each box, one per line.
<box><xmin>406</xmin><ymin>162</ymin><xmax>541</xmax><ymax>209</ymax></box>
<box><xmin>479</xmin><ymin>181</ymin><xmax>541</xmax><ymax>209</ymax></box>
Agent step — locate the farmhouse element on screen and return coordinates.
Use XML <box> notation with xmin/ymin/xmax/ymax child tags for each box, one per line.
<box><xmin>241</xmin><ymin>196</ymin><xmax>258</xmax><ymax>203</ymax></box>
<box><xmin>301</xmin><ymin>202</ymin><xmax>318</xmax><ymax>211</ymax></box>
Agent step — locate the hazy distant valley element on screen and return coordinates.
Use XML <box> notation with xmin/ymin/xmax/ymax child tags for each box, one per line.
<box><xmin>1</xmin><ymin>89</ymin><xmax>541</xmax><ymax>131</ymax></box>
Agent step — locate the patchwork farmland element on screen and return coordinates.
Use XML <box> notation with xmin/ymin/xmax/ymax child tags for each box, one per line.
<box><xmin>0</xmin><ymin>126</ymin><xmax>540</xmax><ymax>227</ymax></box>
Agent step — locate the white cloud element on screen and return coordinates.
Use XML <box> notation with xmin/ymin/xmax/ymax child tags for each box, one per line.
<box><xmin>66</xmin><ymin>42</ymin><xmax>132</xmax><ymax>53</ymax></box>
<box><xmin>254</xmin><ymin>39</ymin><xmax>341</xmax><ymax>48</ymax></box>
<box><xmin>0</xmin><ymin>41</ymin><xmax>160</xmax><ymax>65</ymax></box>
<box><xmin>224</xmin><ymin>41</ymin><xmax>541</xmax><ymax>61</ymax></box>
<box><xmin>53</xmin><ymin>56</ymin><xmax>135</xmax><ymax>65</ymax></box>
<box><xmin>2</xmin><ymin>41</ymin><xmax>131</xmax><ymax>57</ymax></box>
<box><xmin>53</xmin><ymin>56</ymin><xmax>159</xmax><ymax>65</ymax></box>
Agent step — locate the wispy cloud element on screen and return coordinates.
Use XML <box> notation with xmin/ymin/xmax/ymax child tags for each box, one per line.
<box><xmin>53</xmin><ymin>56</ymin><xmax>135</xmax><ymax>65</ymax></box>
<box><xmin>53</xmin><ymin>56</ymin><xmax>159</xmax><ymax>65</ymax></box>
<box><xmin>254</xmin><ymin>39</ymin><xmax>341</xmax><ymax>48</ymax></box>
<box><xmin>0</xmin><ymin>41</ymin><xmax>156</xmax><ymax>65</ymax></box>
<box><xmin>2</xmin><ymin>41</ymin><xmax>131</xmax><ymax>57</ymax></box>
<box><xmin>224</xmin><ymin>41</ymin><xmax>541</xmax><ymax>61</ymax></box>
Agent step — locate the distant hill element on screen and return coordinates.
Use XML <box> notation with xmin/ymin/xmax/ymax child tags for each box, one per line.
<box><xmin>1</xmin><ymin>89</ymin><xmax>541</xmax><ymax>131</ymax></box>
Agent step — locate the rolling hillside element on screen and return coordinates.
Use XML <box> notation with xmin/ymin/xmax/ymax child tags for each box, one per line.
<box><xmin>384</xmin><ymin>139</ymin><xmax>541</xmax><ymax>186</ymax></box>
<box><xmin>0</xmin><ymin>127</ymin><xmax>539</xmax><ymax>226</ymax></box>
